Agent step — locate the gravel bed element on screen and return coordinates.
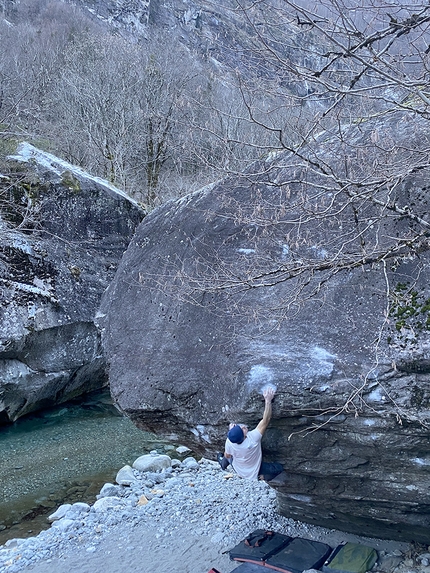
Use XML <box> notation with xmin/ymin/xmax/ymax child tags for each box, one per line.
<box><xmin>0</xmin><ymin>454</ymin><xmax>428</xmax><ymax>573</ymax></box>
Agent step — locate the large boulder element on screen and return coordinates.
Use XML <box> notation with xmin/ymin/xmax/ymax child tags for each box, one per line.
<box><xmin>99</xmin><ymin>112</ymin><xmax>430</xmax><ymax>542</ymax></box>
<box><xmin>0</xmin><ymin>143</ymin><xmax>144</xmax><ymax>422</ymax></box>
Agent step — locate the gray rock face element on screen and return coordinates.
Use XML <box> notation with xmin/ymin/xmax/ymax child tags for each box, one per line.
<box><xmin>74</xmin><ymin>0</ymin><xmax>325</xmax><ymax>89</ymax></box>
<box><xmin>99</xmin><ymin>113</ymin><xmax>430</xmax><ymax>542</ymax></box>
<box><xmin>74</xmin><ymin>0</ymin><xmax>150</xmax><ymax>36</ymax></box>
<box><xmin>0</xmin><ymin>143</ymin><xmax>144</xmax><ymax>422</ymax></box>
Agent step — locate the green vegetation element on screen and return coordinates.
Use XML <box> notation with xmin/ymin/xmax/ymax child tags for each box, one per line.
<box><xmin>61</xmin><ymin>171</ymin><xmax>81</xmax><ymax>193</ymax></box>
<box><xmin>388</xmin><ymin>283</ymin><xmax>430</xmax><ymax>346</ymax></box>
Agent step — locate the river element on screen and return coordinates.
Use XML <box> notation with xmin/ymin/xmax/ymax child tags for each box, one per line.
<box><xmin>0</xmin><ymin>390</ymin><xmax>172</xmax><ymax>545</ymax></box>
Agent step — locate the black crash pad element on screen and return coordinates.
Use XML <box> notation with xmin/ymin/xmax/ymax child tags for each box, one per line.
<box><xmin>229</xmin><ymin>530</ymin><xmax>292</xmax><ymax>564</ymax></box>
<box><xmin>265</xmin><ymin>537</ymin><xmax>333</xmax><ymax>573</ymax></box>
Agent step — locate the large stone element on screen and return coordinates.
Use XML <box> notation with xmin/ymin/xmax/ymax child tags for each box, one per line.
<box><xmin>132</xmin><ymin>454</ymin><xmax>171</xmax><ymax>472</ymax></box>
<box><xmin>92</xmin><ymin>496</ymin><xmax>124</xmax><ymax>512</ymax></box>
<box><xmin>99</xmin><ymin>112</ymin><xmax>430</xmax><ymax>542</ymax></box>
<box><xmin>115</xmin><ymin>465</ymin><xmax>136</xmax><ymax>486</ymax></box>
<box><xmin>0</xmin><ymin>143</ymin><xmax>144</xmax><ymax>422</ymax></box>
<box><xmin>47</xmin><ymin>504</ymin><xmax>72</xmax><ymax>523</ymax></box>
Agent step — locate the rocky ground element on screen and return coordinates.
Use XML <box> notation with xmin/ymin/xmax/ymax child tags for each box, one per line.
<box><xmin>0</xmin><ymin>452</ymin><xmax>429</xmax><ymax>573</ymax></box>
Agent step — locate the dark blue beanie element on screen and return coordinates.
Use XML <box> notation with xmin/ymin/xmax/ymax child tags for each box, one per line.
<box><xmin>228</xmin><ymin>425</ymin><xmax>244</xmax><ymax>444</ymax></box>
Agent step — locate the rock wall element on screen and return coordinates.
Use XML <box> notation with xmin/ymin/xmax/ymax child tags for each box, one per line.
<box><xmin>98</xmin><ymin>112</ymin><xmax>430</xmax><ymax>542</ymax></box>
<box><xmin>0</xmin><ymin>143</ymin><xmax>144</xmax><ymax>423</ymax></box>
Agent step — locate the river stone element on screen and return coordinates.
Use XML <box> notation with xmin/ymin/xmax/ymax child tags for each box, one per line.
<box><xmin>115</xmin><ymin>465</ymin><xmax>136</xmax><ymax>486</ymax></box>
<box><xmin>99</xmin><ymin>111</ymin><xmax>430</xmax><ymax>542</ymax></box>
<box><xmin>0</xmin><ymin>143</ymin><xmax>144</xmax><ymax>423</ymax></box>
<box><xmin>379</xmin><ymin>554</ymin><xmax>403</xmax><ymax>570</ymax></box>
<box><xmin>132</xmin><ymin>454</ymin><xmax>171</xmax><ymax>472</ymax></box>
<box><xmin>64</xmin><ymin>502</ymin><xmax>90</xmax><ymax>520</ymax></box>
<box><xmin>181</xmin><ymin>457</ymin><xmax>200</xmax><ymax>470</ymax></box>
<box><xmin>47</xmin><ymin>504</ymin><xmax>72</xmax><ymax>523</ymax></box>
<box><xmin>98</xmin><ymin>483</ymin><xmax>121</xmax><ymax>498</ymax></box>
<box><xmin>93</xmin><ymin>496</ymin><xmax>124</xmax><ymax>512</ymax></box>
<box><xmin>50</xmin><ymin>518</ymin><xmax>76</xmax><ymax>531</ymax></box>
<box><xmin>176</xmin><ymin>446</ymin><xmax>191</xmax><ymax>454</ymax></box>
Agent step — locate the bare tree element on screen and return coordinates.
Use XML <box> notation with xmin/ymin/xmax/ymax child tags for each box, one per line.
<box><xmin>144</xmin><ymin>1</ymin><xmax>430</xmax><ymax>428</ymax></box>
<box><xmin>1</xmin><ymin>0</ymin><xmax>214</xmax><ymax>205</ymax></box>
<box><xmin>48</xmin><ymin>32</ymin><xmax>204</xmax><ymax>205</ymax></box>
<box><xmin>0</xmin><ymin>0</ymin><xmax>100</xmax><ymax>146</ymax></box>
<box><xmin>174</xmin><ymin>0</ymin><xmax>430</xmax><ymax>307</ymax></box>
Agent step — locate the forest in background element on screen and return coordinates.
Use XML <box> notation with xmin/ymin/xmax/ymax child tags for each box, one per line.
<box><xmin>2</xmin><ymin>0</ymin><xmax>430</xmax><ymax>337</ymax></box>
<box><xmin>0</xmin><ymin>0</ymin><xmax>282</xmax><ymax>208</ymax></box>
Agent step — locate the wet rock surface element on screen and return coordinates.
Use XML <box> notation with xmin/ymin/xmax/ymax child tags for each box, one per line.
<box><xmin>0</xmin><ymin>390</ymin><xmax>168</xmax><ymax>545</ymax></box>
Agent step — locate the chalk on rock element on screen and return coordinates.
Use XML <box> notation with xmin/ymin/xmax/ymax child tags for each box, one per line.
<box><xmin>260</xmin><ymin>383</ymin><xmax>277</xmax><ymax>395</ymax></box>
<box><xmin>47</xmin><ymin>503</ymin><xmax>72</xmax><ymax>523</ymax></box>
<box><xmin>133</xmin><ymin>454</ymin><xmax>171</xmax><ymax>472</ymax></box>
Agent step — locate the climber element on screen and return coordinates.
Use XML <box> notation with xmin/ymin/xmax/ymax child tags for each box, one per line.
<box><xmin>217</xmin><ymin>386</ymin><xmax>284</xmax><ymax>481</ymax></box>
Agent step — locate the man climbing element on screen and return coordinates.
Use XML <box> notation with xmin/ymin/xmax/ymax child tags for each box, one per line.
<box><xmin>217</xmin><ymin>386</ymin><xmax>283</xmax><ymax>481</ymax></box>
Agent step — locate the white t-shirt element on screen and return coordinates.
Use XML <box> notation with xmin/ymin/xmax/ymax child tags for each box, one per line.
<box><xmin>224</xmin><ymin>428</ymin><xmax>262</xmax><ymax>480</ymax></box>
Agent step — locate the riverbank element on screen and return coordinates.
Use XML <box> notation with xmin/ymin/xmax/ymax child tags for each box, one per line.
<box><xmin>0</xmin><ymin>390</ymin><xmax>169</xmax><ymax>545</ymax></box>
<box><xmin>1</xmin><ymin>453</ymin><xmax>428</xmax><ymax>573</ymax></box>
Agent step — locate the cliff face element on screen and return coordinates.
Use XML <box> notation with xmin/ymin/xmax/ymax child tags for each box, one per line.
<box><xmin>99</xmin><ymin>112</ymin><xmax>430</xmax><ymax>542</ymax></box>
<box><xmin>0</xmin><ymin>143</ymin><xmax>144</xmax><ymax>423</ymax></box>
<box><xmin>72</xmin><ymin>0</ymin><xmax>325</xmax><ymax>87</ymax></box>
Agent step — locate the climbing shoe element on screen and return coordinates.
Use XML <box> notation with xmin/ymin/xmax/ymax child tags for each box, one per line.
<box><xmin>216</xmin><ymin>452</ymin><xmax>230</xmax><ymax>470</ymax></box>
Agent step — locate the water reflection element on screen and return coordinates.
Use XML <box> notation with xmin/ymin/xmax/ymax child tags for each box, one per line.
<box><xmin>0</xmin><ymin>390</ymin><xmax>171</xmax><ymax>544</ymax></box>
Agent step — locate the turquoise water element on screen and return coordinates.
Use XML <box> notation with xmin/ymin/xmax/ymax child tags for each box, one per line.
<box><xmin>0</xmin><ymin>390</ymin><xmax>171</xmax><ymax>545</ymax></box>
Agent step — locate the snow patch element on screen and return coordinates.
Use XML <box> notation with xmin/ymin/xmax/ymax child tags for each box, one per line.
<box><xmin>8</xmin><ymin>142</ymin><xmax>141</xmax><ymax>209</ymax></box>
<box><xmin>12</xmin><ymin>235</ymin><xmax>33</xmax><ymax>254</ymax></box>
<box><xmin>1</xmin><ymin>278</ymin><xmax>57</xmax><ymax>301</ymax></box>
